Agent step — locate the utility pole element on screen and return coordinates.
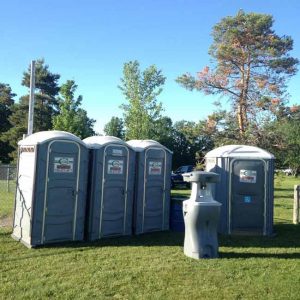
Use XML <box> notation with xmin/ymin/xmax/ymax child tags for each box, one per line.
<box><xmin>27</xmin><ymin>60</ymin><xmax>36</xmax><ymax>136</ymax></box>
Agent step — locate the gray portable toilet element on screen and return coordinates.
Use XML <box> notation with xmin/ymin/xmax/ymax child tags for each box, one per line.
<box><xmin>83</xmin><ymin>136</ymin><xmax>135</xmax><ymax>240</ymax></box>
<box><xmin>127</xmin><ymin>140</ymin><xmax>172</xmax><ymax>234</ymax></box>
<box><xmin>205</xmin><ymin>145</ymin><xmax>275</xmax><ymax>236</ymax></box>
<box><xmin>12</xmin><ymin>131</ymin><xmax>89</xmax><ymax>247</ymax></box>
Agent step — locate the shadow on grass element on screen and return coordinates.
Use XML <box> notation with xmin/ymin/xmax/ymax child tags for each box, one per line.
<box><xmin>274</xmin><ymin>195</ymin><xmax>294</xmax><ymax>200</ymax></box>
<box><xmin>1</xmin><ymin>231</ymin><xmax>185</xmax><ymax>263</ymax></box>
<box><xmin>220</xmin><ymin>251</ymin><xmax>300</xmax><ymax>259</ymax></box>
<box><xmin>275</xmin><ymin>187</ymin><xmax>295</xmax><ymax>192</ymax></box>
<box><xmin>2</xmin><ymin>224</ymin><xmax>300</xmax><ymax>263</ymax></box>
<box><xmin>3</xmin><ymin>223</ymin><xmax>300</xmax><ymax>250</ymax></box>
<box><xmin>219</xmin><ymin>224</ymin><xmax>300</xmax><ymax>249</ymax></box>
<box><xmin>42</xmin><ymin>231</ymin><xmax>185</xmax><ymax>249</ymax></box>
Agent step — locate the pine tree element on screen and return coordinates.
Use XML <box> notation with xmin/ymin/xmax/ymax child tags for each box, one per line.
<box><xmin>177</xmin><ymin>10</ymin><xmax>298</xmax><ymax>140</ymax></box>
<box><xmin>0</xmin><ymin>83</ymin><xmax>15</xmax><ymax>163</ymax></box>
<box><xmin>3</xmin><ymin>59</ymin><xmax>60</xmax><ymax>160</ymax></box>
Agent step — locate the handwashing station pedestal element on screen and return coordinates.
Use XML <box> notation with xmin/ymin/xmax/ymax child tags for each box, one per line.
<box><xmin>182</xmin><ymin>171</ymin><xmax>221</xmax><ymax>259</ymax></box>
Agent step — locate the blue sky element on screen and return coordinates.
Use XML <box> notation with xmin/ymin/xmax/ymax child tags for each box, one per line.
<box><xmin>1</xmin><ymin>0</ymin><xmax>299</xmax><ymax>133</ymax></box>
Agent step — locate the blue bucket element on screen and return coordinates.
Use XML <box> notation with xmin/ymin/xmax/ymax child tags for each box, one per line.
<box><xmin>170</xmin><ymin>198</ymin><xmax>186</xmax><ymax>232</ymax></box>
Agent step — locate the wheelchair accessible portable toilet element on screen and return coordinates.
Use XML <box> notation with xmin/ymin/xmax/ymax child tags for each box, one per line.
<box><xmin>127</xmin><ymin>140</ymin><xmax>172</xmax><ymax>234</ymax></box>
<box><xmin>205</xmin><ymin>145</ymin><xmax>275</xmax><ymax>236</ymax></box>
<box><xmin>83</xmin><ymin>136</ymin><xmax>135</xmax><ymax>240</ymax></box>
<box><xmin>12</xmin><ymin>131</ymin><xmax>89</xmax><ymax>247</ymax></box>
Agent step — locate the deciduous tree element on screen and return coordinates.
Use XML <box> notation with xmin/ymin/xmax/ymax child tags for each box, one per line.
<box><xmin>104</xmin><ymin>116</ymin><xmax>125</xmax><ymax>139</ymax></box>
<box><xmin>53</xmin><ymin>80</ymin><xmax>95</xmax><ymax>139</ymax></box>
<box><xmin>119</xmin><ymin>60</ymin><xmax>166</xmax><ymax>140</ymax></box>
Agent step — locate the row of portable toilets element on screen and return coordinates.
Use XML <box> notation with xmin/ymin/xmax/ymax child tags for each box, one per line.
<box><xmin>12</xmin><ymin>131</ymin><xmax>172</xmax><ymax>248</ymax></box>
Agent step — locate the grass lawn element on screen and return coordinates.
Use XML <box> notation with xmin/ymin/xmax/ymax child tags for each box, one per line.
<box><xmin>0</xmin><ymin>180</ymin><xmax>15</xmax><ymax>220</ymax></box>
<box><xmin>1</xmin><ymin>175</ymin><xmax>300</xmax><ymax>299</ymax></box>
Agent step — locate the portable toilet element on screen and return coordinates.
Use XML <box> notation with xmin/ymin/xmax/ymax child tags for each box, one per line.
<box><xmin>83</xmin><ymin>136</ymin><xmax>135</xmax><ymax>240</ymax></box>
<box><xmin>12</xmin><ymin>131</ymin><xmax>89</xmax><ymax>247</ymax></box>
<box><xmin>205</xmin><ymin>145</ymin><xmax>274</xmax><ymax>236</ymax></box>
<box><xmin>127</xmin><ymin>140</ymin><xmax>172</xmax><ymax>234</ymax></box>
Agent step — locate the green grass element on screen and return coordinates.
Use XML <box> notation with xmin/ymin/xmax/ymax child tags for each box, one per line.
<box><xmin>0</xmin><ymin>180</ymin><xmax>15</xmax><ymax>219</ymax></box>
<box><xmin>0</xmin><ymin>175</ymin><xmax>300</xmax><ymax>299</ymax></box>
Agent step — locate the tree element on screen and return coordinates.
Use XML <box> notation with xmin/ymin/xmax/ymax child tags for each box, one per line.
<box><xmin>119</xmin><ymin>60</ymin><xmax>166</xmax><ymax>140</ymax></box>
<box><xmin>21</xmin><ymin>58</ymin><xmax>60</xmax><ymax>131</ymax></box>
<box><xmin>0</xmin><ymin>83</ymin><xmax>15</xmax><ymax>163</ymax></box>
<box><xmin>53</xmin><ymin>80</ymin><xmax>95</xmax><ymax>139</ymax></box>
<box><xmin>171</xmin><ymin>120</ymin><xmax>214</xmax><ymax>168</ymax></box>
<box><xmin>3</xmin><ymin>59</ymin><xmax>60</xmax><ymax>160</ymax></box>
<box><xmin>277</xmin><ymin>118</ymin><xmax>300</xmax><ymax>175</ymax></box>
<box><xmin>264</xmin><ymin>105</ymin><xmax>300</xmax><ymax>173</ymax></box>
<box><xmin>177</xmin><ymin>10</ymin><xmax>298</xmax><ymax>140</ymax></box>
<box><xmin>203</xmin><ymin>109</ymin><xmax>241</xmax><ymax>146</ymax></box>
<box><xmin>104</xmin><ymin>116</ymin><xmax>125</xmax><ymax>139</ymax></box>
<box><xmin>151</xmin><ymin>116</ymin><xmax>174</xmax><ymax>150</ymax></box>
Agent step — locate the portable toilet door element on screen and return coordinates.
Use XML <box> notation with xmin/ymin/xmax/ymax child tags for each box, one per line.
<box><xmin>127</xmin><ymin>140</ymin><xmax>172</xmax><ymax>234</ymax></box>
<box><xmin>12</xmin><ymin>131</ymin><xmax>88</xmax><ymax>247</ymax></box>
<box><xmin>42</xmin><ymin>140</ymin><xmax>82</xmax><ymax>243</ymax></box>
<box><xmin>83</xmin><ymin>136</ymin><xmax>135</xmax><ymax>240</ymax></box>
<box><xmin>229</xmin><ymin>158</ymin><xmax>267</xmax><ymax>235</ymax></box>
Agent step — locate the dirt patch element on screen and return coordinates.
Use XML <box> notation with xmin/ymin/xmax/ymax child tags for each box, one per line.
<box><xmin>0</xmin><ymin>216</ymin><xmax>13</xmax><ymax>228</ymax></box>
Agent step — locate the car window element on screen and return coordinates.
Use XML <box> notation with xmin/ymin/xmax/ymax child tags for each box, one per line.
<box><xmin>175</xmin><ymin>167</ymin><xmax>183</xmax><ymax>173</ymax></box>
<box><xmin>182</xmin><ymin>166</ymin><xmax>188</xmax><ymax>172</ymax></box>
<box><xmin>175</xmin><ymin>165</ymin><xmax>194</xmax><ymax>174</ymax></box>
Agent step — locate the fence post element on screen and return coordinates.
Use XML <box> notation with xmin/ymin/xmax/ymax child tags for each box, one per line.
<box><xmin>293</xmin><ymin>185</ymin><xmax>300</xmax><ymax>224</ymax></box>
<box><xmin>6</xmin><ymin>166</ymin><xmax>10</xmax><ymax>193</ymax></box>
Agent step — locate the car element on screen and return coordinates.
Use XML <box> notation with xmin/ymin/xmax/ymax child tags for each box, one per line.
<box><xmin>282</xmin><ymin>168</ymin><xmax>293</xmax><ymax>176</ymax></box>
<box><xmin>171</xmin><ymin>165</ymin><xmax>194</xmax><ymax>188</ymax></box>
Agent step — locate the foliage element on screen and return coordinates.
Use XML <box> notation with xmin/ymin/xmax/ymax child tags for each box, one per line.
<box><xmin>177</xmin><ymin>10</ymin><xmax>298</xmax><ymax>141</ymax></box>
<box><xmin>276</xmin><ymin>116</ymin><xmax>300</xmax><ymax>174</ymax></box>
<box><xmin>3</xmin><ymin>59</ymin><xmax>60</xmax><ymax>160</ymax></box>
<box><xmin>151</xmin><ymin>116</ymin><xmax>174</xmax><ymax>149</ymax></box>
<box><xmin>53</xmin><ymin>80</ymin><xmax>95</xmax><ymax>139</ymax></box>
<box><xmin>103</xmin><ymin>116</ymin><xmax>125</xmax><ymax>139</ymax></box>
<box><xmin>0</xmin><ymin>83</ymin><xmax>15</xmax><ymax>163</ymax></box>
<box><xmin>201</xmin><ymin>109</ymin><xmax>240</xmax><ymax>146</ymax></box>
<box><xmin>171</xmin><ymin>120</ymin><xmax>214</xmax><ymax>168</ymax></box>
<box><xmin>119</xmin><ymin>60</ymin><xmax>166</xmax><ymax>140</ymax></box>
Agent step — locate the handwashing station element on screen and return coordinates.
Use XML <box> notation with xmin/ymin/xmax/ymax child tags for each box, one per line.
<box><xmin>182</xmin><ymin>171</ymin><xmax>221</xmax><ymax>259</ymax></box>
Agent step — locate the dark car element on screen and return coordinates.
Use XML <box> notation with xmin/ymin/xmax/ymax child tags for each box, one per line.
<box><xmin>171</xmin><ymin>165</ymin><xmax>194</xmax><ymax>188</ymax></box>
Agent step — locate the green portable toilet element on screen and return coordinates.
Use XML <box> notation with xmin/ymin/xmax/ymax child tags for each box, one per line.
<box><xmin>205</xmin><ymin>145</ymin><xmax>275</xmax><ymax>236</ymax></box>
<box><xmin>12</xmin><ymin>131</ymin><xmax>89</xmax><ymax>247</ymax></box>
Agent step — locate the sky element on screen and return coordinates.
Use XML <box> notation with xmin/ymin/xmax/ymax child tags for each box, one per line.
<box><xmin>1</xmin><ymin>0</ymin><xmax>299</xmax><ymax>134</ymax></box>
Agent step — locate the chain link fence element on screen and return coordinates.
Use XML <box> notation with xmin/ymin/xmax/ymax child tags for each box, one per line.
<box><xmin>0</xmin><ymin>164</ymin><xmax>17</xmax><ymax>227</ymax></box>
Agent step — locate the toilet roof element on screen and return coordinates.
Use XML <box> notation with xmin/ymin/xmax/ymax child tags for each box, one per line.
<box><xmin>18</xmin><ymin>131</ymin><xmax>84</xmax><ymax>146</ymax></box>
<box><xmin>127</xmin><ymin>139</ymin><xmax>172</xmax><ymax>153</ymax></box>
<box><xmin>83</xmin><ymin>135</ymin><xmax>128</xmax><ymax>149</ymax></box>
<box><xmin>205</xmin><ymin>145</ymin><xmax>274</xmax><ymax>159</ymax></box>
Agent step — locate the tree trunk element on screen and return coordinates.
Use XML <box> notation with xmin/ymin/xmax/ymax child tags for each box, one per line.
<box><xmin>237</xmin><ymin>101</ymin><xmax>246</xmax><ymax>138</ymax></box>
